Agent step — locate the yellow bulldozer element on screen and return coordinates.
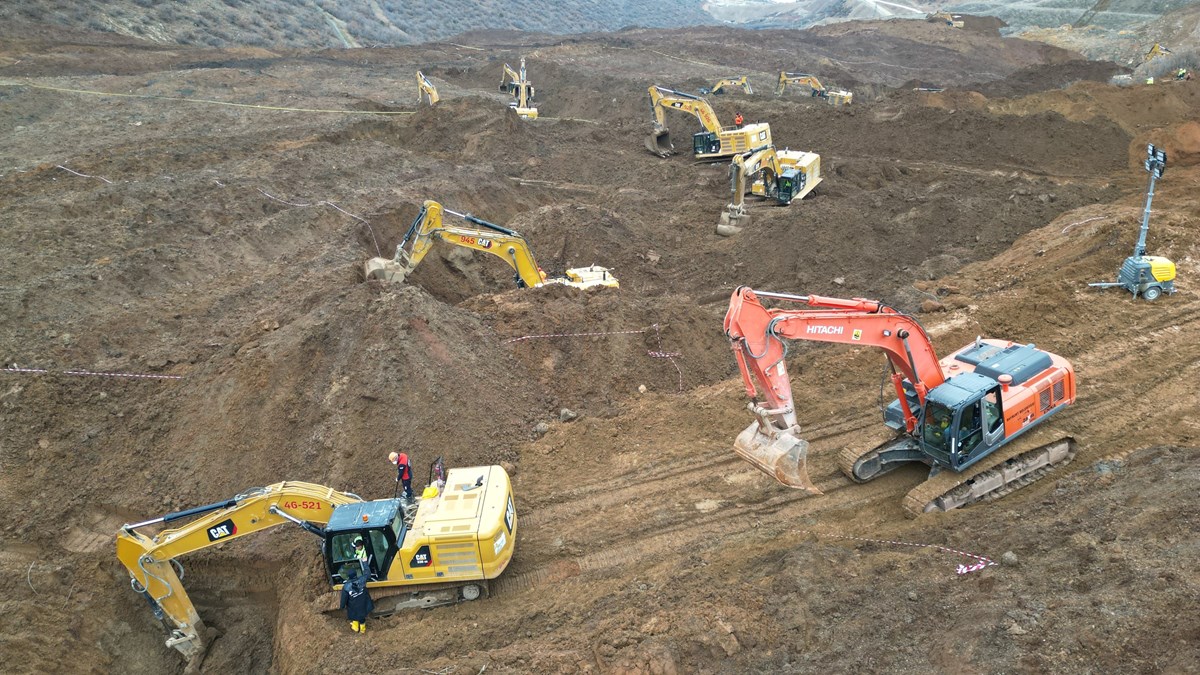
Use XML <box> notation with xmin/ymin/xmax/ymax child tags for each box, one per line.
<box><xmin>363</xmin><ymin>200</ymin><xmax>618</xmax><ymax>290</ymax></box>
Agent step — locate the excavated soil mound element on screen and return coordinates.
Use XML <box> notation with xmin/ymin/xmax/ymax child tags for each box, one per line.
<box><xmin>1</xmin><ymin>20</ymin><xmax>1198</xmax><ymax>675</ymax></box>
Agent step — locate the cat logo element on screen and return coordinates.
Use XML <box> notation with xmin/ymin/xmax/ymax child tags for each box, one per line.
<box><xmin>504</xmin><ymin>494</ymin><xmax>515</xmax><ymax>534</ymax></box>
<box><xmin>852</xmin><ymin>329</ymin><xmax>863</xmax><ymax>341</ymax></box>
<box><xmin>206</xmin><ymin>518</ymin><xmax>237</xmax><ymax>542</ymax></box>
<box><xmin>479</xmin><ymin>238</ymin><xmax>492</xmax><ymax>249</ymax></box>
<box><xmin>410</xmin><ymin>544</ymin><xmax>432</xmax><ymax>568</ymax></box>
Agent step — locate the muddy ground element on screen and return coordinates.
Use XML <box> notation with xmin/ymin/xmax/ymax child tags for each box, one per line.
<box><xmin>1</xmin><ymin>17</ymin><xmax>1198</xmax><ymax>675</ymax></box>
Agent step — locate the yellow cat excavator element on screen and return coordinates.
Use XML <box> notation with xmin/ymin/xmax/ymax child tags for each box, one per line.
<box><xmin>776</xmin><ymin>72</ymin><xmax>853</xmax><ymax>105</ymax></box>
<box><xmin>117</xmin><ymin>462</ymin><xmax>517</xmax><ymax>669</ymax></box>
<box><xmin>646</xmin><ymin>85</ymin><xmax>772</xmax><ymax>160</ymax></box>
<box><xmin>416</xmin><ymin>71</ymin><xmax>440</xmax><ymax>106</ymax></box>
<box><xmin>716</xmin><ymin>145</ymin><xmax>822</xmax><ymax>236</ymax></box>
<box><xmin>363</xmin><ymin>200</ymin><xmax>618</xmax><ymax>290</ymax></box>
<box><xmin>500</xmin><ymin>57</ymin><xmax>538</xmax><ymax>120</ymax></box>
<box><xmin>701</xmin><ymin>76</ymin><xmax>753</xmax><ymax>95</ymax></box>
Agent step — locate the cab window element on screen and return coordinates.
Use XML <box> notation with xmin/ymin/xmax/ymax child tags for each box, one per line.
<box><xmin>922</xmin><ymin>402</ymin><xmax>954</xmax><ymax>454</ymax></box>
<box><xmin>983</xmin><ymin>390</ymin><xmax>1002</xmax><ymax>433</ymax></box>
<box><xmin>959</xmin><ymin>400</ymin><xmax>984</xmax><ymax>459</ymax></box>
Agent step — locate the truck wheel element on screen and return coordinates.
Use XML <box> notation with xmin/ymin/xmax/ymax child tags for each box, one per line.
<box><xmin>1142</xmin><ymin>286</ymin><xmax>1162</xmax><ymax>301</ymax></box>
<box><xmin>461</xmin><ymin>584</ymin><xmax>482</xmax><ymax>601</ymax></box>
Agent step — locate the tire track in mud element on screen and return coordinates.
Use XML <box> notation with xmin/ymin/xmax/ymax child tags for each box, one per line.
<box><xmin>519</xmin><ymin>411</ymin><xmax>880</xmax><ymax>529</ymax></box>
<box><xmin>494</xmin><ymin>474</ymin><xmax>900</xmax><ymax>596</ymax></box>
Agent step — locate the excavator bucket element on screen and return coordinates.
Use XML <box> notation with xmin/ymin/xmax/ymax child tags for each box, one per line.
<box><xmin>364</xmin><ymin>257</ymin><xmax>407</xmax><ymax>283</ymax></box>
<box><xmin>716</xmin><ymin>208</ymin><xmax>748</xmax><ymax>236</ymax></box>
<box><xmin>646</xmin><ymin>129</ymin><xmax>673</xmax><ymax>157</ymax></box>
<box><xmin>733</xmin><ymin>421</ymin><xmax>822</xmax><ymax>494</ymax></box>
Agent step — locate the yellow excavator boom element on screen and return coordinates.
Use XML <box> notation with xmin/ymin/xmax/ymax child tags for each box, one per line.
<box><xmin>416</xmin><ymin>71</ymin><xmax>440</xmax><ymax>106</ymax></box>
<box><xmin>708</xmin><ymin>76</ymin><xmax>753</xmax><ymax>95</ymax></box>
<box><xmin>363</xmin><ymin>200</ymin><xmax>617</xmax><ymax>289</ymax></box>
<box><xmin>116</xmin><ymin>482</ymin><xmax>363</xmax><ymax>666</ymax></box>
<box><xmin>646</xmin><ymin>85</ymin><xmax>772</xmax><ymax>160</ymax></box>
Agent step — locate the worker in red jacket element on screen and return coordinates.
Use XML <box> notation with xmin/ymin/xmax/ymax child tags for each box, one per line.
<box><xmin>389</xmin><ymin>451</ymin><xmax>414</xmax><ymax>502</ymax></box>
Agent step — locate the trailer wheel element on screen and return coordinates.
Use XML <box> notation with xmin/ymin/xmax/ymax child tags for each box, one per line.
<box><xmin>1142</xmin><ymin>286</ymin><xmax>1162</xmax><ymax>301</ymax></box>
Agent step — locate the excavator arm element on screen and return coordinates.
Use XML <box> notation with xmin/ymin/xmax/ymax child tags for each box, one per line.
<box><xmin>416</xmin><ymin>71</ymin><xmax>440</xmax><ymax>106</ymax></box>
<box><xmin>116</xmin><ymin>482</ymin><xmax>363</xmax><ymax>666</ymax></box>
<box><xmin>708</xmin><ymin>76</ymin><xmax>752</xmax><ymax>95</ymax></box>
<box><xmin>648</xmin><ymin>85</ymin><xmax>722</xmax><ymax>133</ymax></box>
<box><xmin>722</xmin><ymin>287</ymin><xmax>944</xmax><ymax>490</ymax></box>
<box><xmin>777</xmin><ymin>72</ymin><xmax>825</xmax><ymax>97</ymax></box>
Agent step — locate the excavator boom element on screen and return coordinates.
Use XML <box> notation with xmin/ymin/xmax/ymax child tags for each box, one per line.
<box><xmin>116</xmin><ymin>482</ymin><xmax>362</xmax><ymax>666</ymax></box>
<box><xmin>416</xmin><ymin>71</ymin><xmax>440</xmax><ymax>106</ymax></box>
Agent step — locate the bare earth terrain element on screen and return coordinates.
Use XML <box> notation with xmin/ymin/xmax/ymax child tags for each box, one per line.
<box><xmin>1</xmin><ymin>18</ymin><xmax>1198</xmax><ymax>675</ymax></box>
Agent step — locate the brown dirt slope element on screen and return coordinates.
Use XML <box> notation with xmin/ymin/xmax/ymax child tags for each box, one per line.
<box><xmin>0</xmin><ymin>20</ymin><xmax>1198</xmax><ymax>675</ymax></box>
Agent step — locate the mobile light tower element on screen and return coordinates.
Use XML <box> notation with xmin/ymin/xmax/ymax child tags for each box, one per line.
<box><xmin>1089</xmin><ymin>144</ymin><xmax>1177</xmax><ymax>301</ymax></box>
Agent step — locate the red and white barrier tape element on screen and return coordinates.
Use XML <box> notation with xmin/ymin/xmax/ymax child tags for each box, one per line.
<box><xmin>3</xmin><ymin>366</ymin><xmax>182</xmax><ymax>380</ymax></box>
<box><xmin>502</xmin><ymin>328</ymin><xmax>649</xmax><ymax>344</ymax></box>
<box><xmin>503</xmin><ymin>324</ymin><xmax>684</xmax><ymax>392</ymax></box>
<box><xmin>793</xmin><ymin>529</ymin><xmax>997</xmax><ymax>575</ymax></box>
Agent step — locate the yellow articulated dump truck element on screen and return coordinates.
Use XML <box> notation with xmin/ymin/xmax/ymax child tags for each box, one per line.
<box><xmin>116</xmin><ymin>462</ymin><xmax>517</xmax><ymax>669</ymax></box>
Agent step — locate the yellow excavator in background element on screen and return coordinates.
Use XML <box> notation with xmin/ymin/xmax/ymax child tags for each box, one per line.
<box><xmin>416</xmin><ymin>71</ymin><xmax>440</xmax><ymax>106</ymax></box>
<box><xmin>717</xmin><ymin>145</ymin><xmax>822</xmax><ymax>236</ymax></box>
<box><xmin>776</xmin><ymin>72</ymin><xmax>853</xmax><ymax>105</ymax></box>
<box><xmin>701</xmin><ymin>76</ymin><xmax>753</xmax><ymax>96</ymax></box>
<box><xmin>117</xmin><ymin>462</ymin><xmax>517</xmax><ymax>669</ymax></box>
<box><xmin>926</xmin><ymin>11</ymin><xmax>964</xmax><ymax>28</ymax></box>
<box><xmin>363</xmin><ymin>200</ymin><xmax>618</xmax><ymax>289</ymax></box>
<box><xmin>500</xmin><ymin>57</ymin><xmax>538</xmax><ymax>120</ymax></box>
<box><xmin>1143</xmin><ymin>43</ymin><xmax>1172</xmax><ymax>62</ymax></box>
<box><xmin>646</xmin><ymin>85</ymin><xmax>772</xmax><ymax>160</ymax></box>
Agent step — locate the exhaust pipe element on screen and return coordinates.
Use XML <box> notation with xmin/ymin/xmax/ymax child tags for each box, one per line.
<box><xmin>732</xmin><ymin>418</ymin><xmax>821</xmax><ymax>495</ymax></box>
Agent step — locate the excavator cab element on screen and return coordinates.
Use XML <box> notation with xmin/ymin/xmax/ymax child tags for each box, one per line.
<box><xmin>919</xmin><ymin>383</ymin><xmax>1004</xmax><ymax>470</ymax></box>
<box><xmin>692</xmin><ymin>131</ymin><xmax>721</xmax><ymax>156</ymax></box>
<box><xmin>323</xmin><ymin>499</ymin><xmax>406</xmax><ymax>584</ymax></box>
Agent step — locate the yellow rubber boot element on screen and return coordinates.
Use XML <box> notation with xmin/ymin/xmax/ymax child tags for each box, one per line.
<box><xmin>350</xmin><ymin>620</ymin><xmax>359</xmax><ymax>633</ymax></box>
<box><xmin>358</xmin><ymin>622</ymin><xmax>367</xmax><ymax>634</ymax></box>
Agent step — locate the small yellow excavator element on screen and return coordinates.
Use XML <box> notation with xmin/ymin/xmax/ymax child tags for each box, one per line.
<box><xmin>416</xmin><ymin>71</ymin><xmax>440</xmax><ymax>106</ymax></box>
<box><xmin>776</xmin><ymin>72</ymin><xmax>853</xmax><ymax>105</ymax></box>
<box><xmin>926</xmin><ymin>11</ymin><xmax>964</xmax><ymax>28</ymax></box>
<box><xmin>717</xmin><ymin>145</ymin><xmax>822</xmax><ymax>236</ymax></box>
<box><xmin>117</xmin><ymin>461</ymin><xmax>517</xmax><ymax>669</ymax></box>
<box><xmin>363</xmin><ymin>200</ymin><xmax>618</xmax><ymax>290</ymax></box>
<box><xmin>500</xmin><ymin>57</ymin><xmax>537</xmax><ymax>120</ymax></box>
<box><xmin>646</xmin><ymin>85</ymin><xmax>772</xmax><ymax>160</ymax></box>
<box><xmin>701</xmin><ymin>76</ymin><xmax>753</xmax><ymax>96</ymax></box>
<box><xmin>1143</xmin><ymin>43</ymin><xmax>1172</xmax><ymax>62</ymax></box>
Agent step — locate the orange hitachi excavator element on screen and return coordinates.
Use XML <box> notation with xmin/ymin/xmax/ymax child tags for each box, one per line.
<box><xmin>723</xmin><ymin>287</ymin><xmax>1076</xmax><ymax>516</ymax></box>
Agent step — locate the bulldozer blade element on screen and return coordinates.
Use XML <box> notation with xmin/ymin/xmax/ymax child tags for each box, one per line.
<box><xmin>364</xmin><ymin>257</ymin><xmax>407</xmax><ymax>283</ymax></box>
<box><xmin>646</xmin><ymin>130</ymin><xmax>673</xmax><ymax>157</ymax></box>
<box><xmin>733</xmin><ymin>421</ymin><xmax>822</xmax><ymax>495</ymax></box>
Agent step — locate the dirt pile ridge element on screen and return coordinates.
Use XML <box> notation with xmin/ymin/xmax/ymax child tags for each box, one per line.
<box><xmin>0</xmin><ymin>20</ymin><xmax>1197</xmax><ymax>675</ymax></box>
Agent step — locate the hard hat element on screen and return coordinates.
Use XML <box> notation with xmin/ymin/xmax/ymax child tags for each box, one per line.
<box><xmin>353</xmin><ymin>537</ymin><xmax>363</xmax><ymax>546</ymax></box>
<box><xmin>388</xmin><ymin>451</ymin><xmax>399</xmax><ymax>464</ymax></box>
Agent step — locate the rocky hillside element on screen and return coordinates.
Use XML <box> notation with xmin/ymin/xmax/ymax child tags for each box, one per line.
<box><xmin>0</xmin><ymin>0</ymin><xmax>714</xmax><ymax>48</ymax></box>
